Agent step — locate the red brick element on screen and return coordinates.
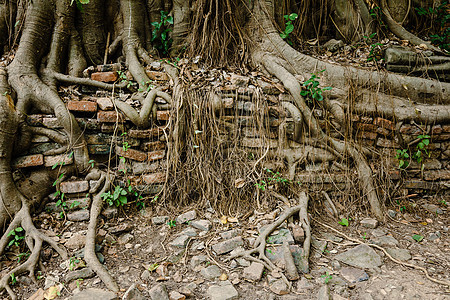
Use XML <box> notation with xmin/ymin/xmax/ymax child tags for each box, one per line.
<box><xmin>142</xmin><ymin>172</ymin><xmax>166</xmax><ymax>184</ymax></box>
<box><xmin>12</xmin><ymin>154</ymin><xmax>44</xmax><ymax>168</ymax></box>
<box><xmin>431</xmin><ymin>134</ymin><xmax>450</xmax><ymax>141</ymax></box>
<box><xmin>44</xmin><ymin>154</ymin><xmax>74</xmax><ymax>167</ymax></box>
<box><xmin>357</xmin><ymin>131</ymin><xmax>377</xmax><ymax>140</ymax></box>
<box><xmin>96</xmin><ymin>98</ymin><xmax>114</xmax><ymax>110</ymax></box>
<box><xmin>97</xmin><ymin>111</ymin><xmax>124</xmax><ymax>123</ymax></box>
<box><xmin>145</xmin><ymin>70</ymin><xmax>169</xmax><ymax>81</ymax></box>
<box><xmin>67</xmin><ymin>100</ymin><xmax>97</xmax><ymax>112</ymax></box>
<box><xmin>148</xmin><ymin>150</ymin><xmax>165</xmax><ymax>161</ymax></box>
<box><xmin>60</xmin><ymin>181</ymin><xmax>89</xmax><ymax>194</ymax></box>
<box><xmin>376</xmin><ymin>138</ymin><xmax>399</xmax><ymax>148</ymax></box>
<box><xmin>91</xmin><ymin>71</ymin><xmax>118</xmax><ymax>82</ymax></box>
<box><xmin>431</xmin><ymin>125</ymin><xmax>442</xmax><ymax>135</ymax></box>
<box><xmin>129</xmin><ymin>127</ymin><xmax>163</xmax><ymax>139</ymax></box>
<box><xmin>357</xmin><ymin>123</ymin><xmax>377</xmax><ymax>132</ymax></box>
<box><xmin>116</xmin><ymin>146</ymin><xmax>147</xmax><ymax>162</ymax></box>
<box><xmin>157</xmin><ymin>110</ymin><xmax>170</xmax><ymax>121</ymax></box>
<box><xmin>101</xmin><ymin>123</ymin><xmax>124</xmax><ymax>133</ymax></box>
<box><xmin>141</xmin><ymin>141</ymin><xmax>166</xmax><ymax>152</ymax></box>
<box><xmin>374</xmin><ymin>117</ymin><xmax>394</xmax><ymax>131</ymax></box>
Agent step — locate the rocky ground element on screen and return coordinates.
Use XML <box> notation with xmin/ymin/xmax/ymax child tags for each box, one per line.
<box><xmin>0</xmin><ymin>194</ymin><xmax>448</xmax><ymax>300</ymax></box>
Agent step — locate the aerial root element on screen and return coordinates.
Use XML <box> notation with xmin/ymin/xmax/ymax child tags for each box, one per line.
<box><xmin>0</xmin><ymin>205</ymin><xmax>68</xmax><ymax>300</ymax></box>
<box><xmin>226</xmin><ymin>192</ymin><xmax>311</xmax><ymax>290</ymax></box>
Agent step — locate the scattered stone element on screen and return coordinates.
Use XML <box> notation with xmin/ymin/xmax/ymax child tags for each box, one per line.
<box><xmin>180</xmin><ymin>227</ymin><xmax>198</xmax><ymax>237</ymax></box>
<box><xmin>68</xmin><ymin>288</ymin><xmax>117</xmax><ymax>300</ymax></box>
<box><xmin>102</xmin><ymin>207</ymin><xmax>118</xmax><ymax>219</ymax></box>
<box><xmin>28</xmin><ymin>288</ymin><xmax>45</xmax><ymax>300</ymax></box>
<box><xmin>190</xmin><ymin>255</ymin><xmax>208</xmax><ymax>268</ymax></box>
<box><xmin>331</xmin><ymin>260</ymin><xmax>341</xmax><ymax>270</ymax></box>
<box><xmin>422</xmin><ymin>204</ymin><xmax>444</xmax><ymax>215</ymax></box>
<box><xmin>292</xmin><ymin>224</ymin><xmax>305</xmax><ymax>243</ymax></box>
<box><xmin>297</xmin><ymin>277</ymin><xmax>314</xmax><ymax>291</ymax></box>
<box><xmin>176</xmin><ymin>210</ymin><xmax>197</xmax><ymax>224</ymax></box>
<box><xmin>149</xmin><ymin>284</ymin><xmax>170</xmax><ymax>300</ymax></box>
<box><xmin>236</xmin><ymin>257</ymin><xmax>250</xmax><ymax>267</ymax></box>
<box><xmin>141</xmin><ymin>270</ymin><xmax>151</xmax><ymax>282</ymax></box>
<box><xmin>312</xmin><ymin>237</ymin><xmax>327</xmax><ymax>258</ymax></box>
<box><xmin>123</xmin><ymin>284</ymin><xmax>145</xmax><ymax>300</ymax></box>
<box><xmin>67</xmin><ymin>210</ymin><xmax>90</xmax><ymax>222</ymax></box>
<box><xmin>428</xmin><ymin>231</ymin><xmax>441</xmax><ymax>241</ymax></box>
<box><xmin>169</xmin><ymin>235</ymin><xmax>190</xmax><ymax>248</ymax></box>
<box><xmin>96</xmin><ymin>98</ymin><xmax>114</xmax><ymax>110</ymax></box>
<box><xmin>207</xmin><ymin>281</ymin><xmax>239</xmax><ymax>300</ymax></box>
<box><xmin>321</xmin><ymin>233</ymin><xmax>343</xmax><ymax>243</ymax></box>
<box><xmin>152</xmin><ymin>216</ymin><xmax>169</xmax><ymax>225</ymax></box>
<box><xmin>65</xmin><ymin>268</ymin><xmax>95</xmax><ymax>282</ymax></box>
<box><xmin>230</xmin><ymin>74</ymin><xmax>250</xmax><ymax>87</ymax></box>
<box><xmin>324</xmin><ymin>39</ymin><xmax>344</xmax><ymax>52</ymax></box>
<box><xmin>169</xmin><ymin>291</ymin><xmax>186</xmax><ymax>300</ymax></box>
<box><xmin>242</xmin><ymin>262</ymin><xmax>264</xmax><ymax>281</ymax></box>
<box><xmin>387</xmin><ymin>210</ymin><xmax>397</xmax><ymax>218</ymax></box>
<box><xmin>360</xmin><ymin>218</ymin><xmax>378</xmax><ymax>229</ymax></box>
<box><xmin>220</xmin><ymin>229</ymin><xmax>241</xmax><ymax>240</ymax></box>
<box><xmin>268</xmin><ymin>277</ymin><xmax>289</xmax><ymax>295</ymax></box>
<box><xmin>212</xmin><ymin>237</ymin><xmax>244</xmax><ymax>255</ymax></box>
<box><xmin>180</xmin><ymin>283</ymin><xmax>197</xmax><ymax>296</ymax></box>
<box><xmin>335</xmin><ymin>244</ymin><xmax>382</xmax><ymax>268</ymax></box>
<box><xmin>340</xmin><ymin>267</ymin><xmax>369</xmax><ymax>283</ymax></box>
<box><xmin>190</xmin><ymin>219</ymin><xmax>212</xmax><ymax>231</ymax></box>
<box><xmin>118</xmin><ymin>233</ymin><xmax>133</xmax><ymax>244</ymax></box>
<box><xmin>109</xmin><ymin>223</ymin><xmax>133</xmax><ymax>235</ymax></box>
<box><xmin>44</xmin><ymin>275</ymin><xmax>59</xmax><ymax>290</ymax></box>
<box><xmin>385</xmin><ymin>248</ymin><xmax>411</xmax><ymax>261</ymax></box>
<box><xmin>370</xmin><ymin>229</ymin><xmax>386</xmax><ymax>238</ymax></box>
<box><xmin>370</xmin><ymin>235</ymin><xmax>399</xmax><ymax>247</ymax></box>
<box><xmin>60</xmin><ymin>181</ymin><xmax>89</xmax><ymax>194</ymax></box>
<box><xmin>65</xmin><ymin>233</ymin><xmax>85</xmax><ymax>249</ymax></box>
<box><xmin>262</xmin><ymin>227</ymin><xmax>295</xmax><ymax>245</ymax></box>
<box><xmin>317</xmin><ymin>285</ymin><xmax>331</xmax><ymax>300</ymax></box>
<box><xmin>200</xmin><ymin>265</ymin><xmax>222</xmax><ymax>280</ymax></box>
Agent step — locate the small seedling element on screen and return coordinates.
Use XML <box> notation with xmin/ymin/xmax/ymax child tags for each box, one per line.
<box><xmin>395</xmin><ymin>149</ymin><xmax>410</xmax><ymax>169</ymax></box>
<box><xmin>151</xmin><ymin>11</ymin><xmax>174</xmax><ymax>56</ymax></box>
<box><xmin>280</xmin><ymin>13</ymin><xmax>298</xmax><ymax>45</ymax></box>
<box><xmin>10</xmin><ymin>273</ymin><xmax>16</xmax><ymax>285</ymax></box>
<box><xmin>362</xmin><ymin>232</ymin><xmax>367</xmax><ymax>240</ymax></box>
<box><xmin>148</xmin><ymin>263</ymin><xmax>159</xmax><ymax>271</ymax></box>
<box><xmin>167</xmin><ymin>220</ymin><xmax>176</xmax><ymax>228</ymax></box>
<box><xmin>16</xmin><ymin>251</ymin><xmax>30</xmax><ymax>263</ymax></box>
<box><xmin>412</xmin><ymin>234</ymin><xmax>424</xmax><ymax>242</ymax></box>
<box><xmin>321</xmin><ymin>271</ymin><xmax>332</xmax><ymax>284</ymax></box>
<box><xmin>69</xmin><ymin>257</ymin><xmax>80</xmax><ymax>271</ymax></box>
<box><xmin>338</xmin><ymin>218</ymin><xmax>349</xmax><ymax>227</ymax></box>
<box><xmin>7</xmin><ymin>227</ymin><xmax>25</xmax><ymax>248</ymax></box>
<box><xmin>301</xmin><ymin>70</ymin><xmax>332</xmax><ymax>103</ymax></box>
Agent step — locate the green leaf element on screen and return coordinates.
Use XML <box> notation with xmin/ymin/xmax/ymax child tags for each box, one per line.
<box><xmin>289</xmin><ymin>13</ymin><xmax>298</xmax><ymax>20</ymax></box>
<box><xmin>412</xmin><ymin>234</ymin><xmax>423</xmax><ymax>242</ymax></box>
<box><xmin>79</xmin><ymin>0</ymin><xmax>90</xmax><ymax>3</ymax></box>
<box><xmin>15</xmin><ymin>227</ymin><xmax>23</xmax><ymax>232</ymax></box>
<box><xmin>166</xmin><ymin>16</ymin><xmax>174</xmax><ymax>25</ymax></box>
<box><xmin>338</xmin><ymin>218</ymin><xmax>349</xmax><ymax>226</ymax></box>
<box><xmin>285</xmin><ymin>23</ymin><xmax>294</xmax><ymax>34</ymax></box>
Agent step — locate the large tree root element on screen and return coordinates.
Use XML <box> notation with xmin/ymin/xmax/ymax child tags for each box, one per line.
<box><xmin>226</xmin><ymin>192</ymin><xmax>311</xmax><ymax>290</ymax></box>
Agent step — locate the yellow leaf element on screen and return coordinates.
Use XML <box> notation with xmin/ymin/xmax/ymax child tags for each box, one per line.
<box><xmin>420</xmin><ymin>222</ymin><xmax>428</xmax><ymax>226</ymax></box>
<box><xmin>219</xmin><ymin>273</ymin><xmax>228</xmax><ymax>281</ymax></box>
<box><xmin>220</xmin><ymin>216</ymin><xmax>228</xmax><ymax>224</ymax></box>
<box><xmin>44</xmin><ymin>286</ymin><xmax>60</xmax><ymax>300</ymax></box>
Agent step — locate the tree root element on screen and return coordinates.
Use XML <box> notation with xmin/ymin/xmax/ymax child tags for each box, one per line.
<box><xmin>226</xmin><ymin>192</ymin><xmax>311</xmax><ymax>290</ymax></box>
<box><xmin>314</xmin><ymin>219</ymin><xmax>450</xmax><ymax>287</ymax></box>
<box><xmin>0</xmin><ymin>205</ymin><xmax>68</xmax><ymax>300</ymax></box>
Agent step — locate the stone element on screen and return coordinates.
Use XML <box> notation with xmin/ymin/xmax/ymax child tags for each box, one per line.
<box><xmin>169</xmin><ymin>235</ymin><xmax>190</xmax><ymax>248</ymax></box>
<box><xmin>152</xmin><ymin>216</ymin><xmax>169</xmax><ymax>225</ymax></box>
<box><xmin>148</xmin><ymin>150</ymin><xmax>166</xmax><ymax>161</ymax></box>
<box><xmin>157</xmin><ymin>110</ymin><xmax>170</xmax><ymax>121</ymax></box>
<box><xmin>97</xmin><ymin>111</ymin><xmax>124</xmax><ymax>123</ymax></box>
<box><xmin>421</xmin><ymin>204</ymin><xmax>444</xmax><ymax>214</ymax></box>
<box><xmin>12</xmin><ymin>154</ymin><xmax>44</xmax><ymax>168</ymax></box>
<box><xmin>297</xmin><ymin>277</ymin><xmax>314</xmax><ymax>291</ymax></box>
<box><xmin>67</xmin><ymin>100</ymin><xmax>97</xmax><ymax>112</ymax></box>
<box><xmin>191</xmin><ymin>255</ymin><xmax>208</xmax><ymax>268</ymax></box>
<box><xmin>91</xmin><ymin>71</ymin><xmax>119</xmax><ymax>82</ymax></box>
<box><xmin>88</xmin><ymin>144</ymin><xmax>111</xmax><ymax>155</ymax></box>
<box><xmin>141</xmin><ymin>141</ymin><xmax>166</xmax><ymax>152</ymax></box>
<box><xmin>142</xmin><ymin>172</ymin><xmax>166</xmax><ymax>184</ymax></box>
<box><xmin>269</xmin><ymin>278</ymin><xmax>289</xmax><ymax>295</ymax></box>
<box><xmin>230</xmin><ymin>74</ymin><xmax>250</xmax><ymax>87</ymax></box>
<box><xmin>317</xmin><ymin>285</ymin><xmax>331</xmax><ymax>300</ymax></box>
<box><xmin>200</xmin><ymin>265</ymin><xmax>222</xmax><ymax>279</ymax></box>
<box><xmin>176</xmin><ymin>210</ymin><xmax>197</xmax><ymax>224</ymax></box>
<box><xmin>102</xmin><ymin>207</ymin><xmax>118</xmax><ymax>219</ymax></box>
<box><xmin>145</xmin><ymin>70</ymin><xmax>169</xmax><ymax>81</ymax></box>
<box><xmin>129</xmin><ymin>127</ymin><xmax>163</xmax><ymax>138</ymax></box>
<box><xmin>96</xmin><ymin>98</ymin><xmax>114</xmax><ymax>110</ymax></box>
<box><xmin>242</xmin><ymin>262</ymin><xmax>264</xmax><ymax>281</ymax></box>
<box><xmin>360</xmin><ymin>218</ymin><xmax>378</xmax><ymax>229</ymax></box>
<box><xmin>312</xmin><ymin>237</ymin><xmax>327</xmax><ymax>258</ymax></box>
<box><xmin>292</xmin><ymin>224</ymin><xmax>305</xmax><ymax>243</ymax></box>
<box><xmin>370</xmin><ymin>235</ymin><xmax>399</xmax><ymax>247</ymax></box>
<box><xmin>123</xmin><ymin>284</ymin><xmax>145</xmax><ymax>300</ymax></box>
<box><xmin>262</xmin><ymin>227</ymin><xmax>294</xmax><ymax>245</ymax></box>
<box><xmin>65</xmin><ymin>233</ymin><xmax>85</xmax><ymax>249</ymax></box>
<box><xmin>180</xmin><ymin>227</ymin><xmax>197</xmax><ymax>237</ymax></box>
<box><xmin>109</xmin><ymin>223</ymin><xmax>133</xmax><ymax>235</ymax></box>
<box><xmin>340</xmin><ymin>267</ymin><xmax>369</xmax><ymax>283</ymax></box>
<box><xmin>149</xmin><ymin>284</ymin><xmax>170</xmax><ymax>300</ymax></box>
<box><xmin>67</xmin><ymin>210</ymin><xmax>90</xmax><ymax>222</ymax></box>
<box><xmin>387</xmin><ymin>210</ymin><xmax>397</xmax><ymax>218</ymax></box>
<box><xmin>116</xmin><ymin>146</ymin><xmax>147</xmax><ymax>162</ymax></box>
<box><xmin>65</xmin><ymin>268</ymin><xmax>95</xmax><ymax>282</ymax></box>
<box><xmin>324</xmin><ymin>39</ymin><xmax>344</xmax><ymax>52</ymax></box>
<box><xmin>190</xmin><ymin>220</ymin><xmax>212</xmax><ymax>231</ymax></box>
<box><xmin>207</xmin><ymin>281</ymin><xmax>239</xmax><ymax>300</ymax></box>
<box><xmin>68</xmin><ymin>288</ymin><xmax>117</xmax><ymax>300</ymax></box>
<box><xmin>385</xmin><ymin>248</ymin><xmax>411</xmax><ymax>261</ymax></box>
<box><xmin>335</xmin><ymin>244</ymin><xmax>382</xmax><ymax>268</ymax></box>
<box><xmin>60</xmin><ymin>181</ymin><xmax>89</xmax><ymax>194</ymax></box>
<box><xmin>28</xmin><ymin>288</ymin><xmax>45</xmax><ymax>300</ymax></box>
<box><xmin>141</xmin><ymin>270</ymin><xmax>151</xmax><ymax>281</ymax></box>
<box><xmin>44</xmin><ymin>275</ymin><xmax>59</xmax><ymax>290</ymax></box>
<box><xmin>219</xmin><ymin>229</ymin><xmax>241</xmax><ymax>240</ymax></box>
<box><xmin>169</xmin><ymin>291</ymin><xmax>186</xmax><ymax>300</ymax></box>
<box><xmin>212</xmin><ymin>237</ymin><xmax>244</xmax><ymax>255</ymax></box>
<box><xmin>118</xmin><ymin>233</ymin><xmax>133</xmax><ymax>244</ymax></box>
<box><xmin>44</xmin><ymin>154</ymin><xmax>73</xmax><ymax>168</ymax></box>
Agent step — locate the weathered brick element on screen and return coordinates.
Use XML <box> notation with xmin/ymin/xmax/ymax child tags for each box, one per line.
<box><xmin>374</xmin><ymin>117</ymin><xmax>394</xmax><ymax>131</ymax></box>
<box><xmin>97</xmin><ymin>111</ymin><xmax>124</xmax><ymax>123</ymax></box>
<box><xmin>403</xmin><ymin>180</ymin><xmax>438</xmax><ymax>190</ymax></box>
<box><xmin>12</xmin><ymin>154</ymin><xmax>44</xmax><ymax>168</ymax></box>
<box><xmin>100</xmin><ymin>123</ymin><xmax>124</xmax><ymax>133</ymax></box>
<box><xmin>85</xmin><ymin>133</ymin><xmax>112</xmax><ymax>145</ymax></box>
<box><xmin>27</xmin><ymin>114</ymin><xmax>44</xmax><ymax>126</ymax></box>
<box><xmin>88</xmin><ymin>144</ymin><xmax>112</xmax><ymax>155</ymax></box>
<box><xmin>424</xmin><ymin>170</ymin><xmax>450</xmax><ymax>181</ymax></box>
<box><xmin>44</xmin><ymin>154</ymin><xmax>74</xmax><ymax>167</ymax></box>
<box><xmin>148</xmin><ymin>150</ymin><xmax>165</xmax><ymax>161</ymax></box>
<box><xmin>129</xmin><ymin>127</ymin><xmax>162</xmax><ymax>138</ymax></box>
<box><xmin>357</xmin><ymin>131</ymin><xmax>377</xmax><ymax>140</ymax></box>
<box><xmin>141</xmin><ymin>141</ymin><xmax>166</xmax><ymax>152</ymax></box>
<box><xmin>96</xmin><ymin>97</ymin><xmax>114</xmax><ymax>110</ymax></box>
<box><xmin>223</xmin><ymin>97</ymin><xmax>234</xmax><ymax>108</ymax></box>
<box><xmin>60</xmin><ymin>181</ymin><xmax>89</xmax><ymax>194</ymax></box>
<box><xmin>157</xmin><ymin>110</ymin><xmax>170</xmax><ymax>121</ymax></box>
<box><xmin>145</xmin><ymin>70</ymin><xmax>169</xmax><ymax>81</ymax></box>
<box><xmin>230</xmin><ymin>74</ymin><xmax>250</xmax><ymax>87</ymax></box>
<box><xmin>431</xmin><ymin>134</ymin><xmax>450</xmax><ymax>141</ymax></box>
<box><xmin>376</xmin><ymin>138</ymin><xmax>399</xmax><ymax>148</ymax></box>
<box><xmin>431</xmin><ymin>125</ymin><xmax>442</xmax><ymax>135</ymax></box>
<box><xmin>360</xmin><ymin>116</ymin><xmax>373</xmax><ymax>124</ymax></box>
<box><xmin>116</xmin><ymin>146</ymin><xmax>147</xmax><ymax>161</ymax></box>
<box><xmin>357</xmin><ymin>123</ymin><xmax>377</xmax><ymax>132</ymax></box>
<box><xmin>399</xmin><ymin>124</ymin><xmax>424</xmax><ymax>135</ymax></box>
<box><xmin>91</xmin><ymin>71</ymin><xmax>118</xmax><ymax>82</ymax></box>
<box><xmin>76</xmin><ymin>118</ymin><xmax>100</xmax><ymax>130</ymax></box>
<box><xmin>43</xmin><ymin>117</ymin><xmax>63</xmax><ymax>129</ymax></box>
<box><xmin>442</xmin><ymin>125</ymin><xmax>450</xmax><ymax>133</ymax></box>
<box><xmin>142</xmin><ymin>172</ymin><xmax>166</xmax><ymax>184</ymax></box>
<box><xmin>67</xmin><ymin>100</ymin><xmax>97</xmax><ymax>112</ymax></box>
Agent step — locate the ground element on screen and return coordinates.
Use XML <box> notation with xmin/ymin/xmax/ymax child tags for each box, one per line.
<box><xmin>2</xmin><ymin>194</ymin><xmax>447</xmax><ymax>299</ymax></box>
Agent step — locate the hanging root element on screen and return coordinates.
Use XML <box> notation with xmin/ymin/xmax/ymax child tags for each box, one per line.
<box><xmin>0</xmin><ymin>205</ymin><xmax>68</xmax><ymax>300</ymax></box>
<box><xmin>226</xmin><ymin>192</ymin><xmax>311</xmax><ymax>289</ymax></box>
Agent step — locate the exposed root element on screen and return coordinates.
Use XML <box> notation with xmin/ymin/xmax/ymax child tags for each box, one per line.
<box><xmin>314</xmin><ymin>219</ymin><xmax>450</xmax><ymax>287</ymax></box>
<box><xmin>226</xmin><ymin>192</ymin><xmax>311</xmax><ymax>289</ymax></box>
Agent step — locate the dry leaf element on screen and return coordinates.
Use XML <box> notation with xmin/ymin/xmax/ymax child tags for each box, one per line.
<box><xmin>219</xmin><ymin>273</ymin><xmax>228</xmax><ymax>281</ymax></box>
<box><xmin>220</xmin><ymin>216</ymin><xmax>228</xmax><ymax>224</ymax></box>
<box><xmin>234</xmin><ymin>178</ymin><xmax>246</xmax><ymax>189</ymax></box>
<box><xmin>43</xmin><ymin>286</ymin><xmax>60</xmax><ymax>300</ymax></box>
<box><xmin>228</xmin><ymin>217</ymin><xmax>238</xmax><ymax>223</ymax></box>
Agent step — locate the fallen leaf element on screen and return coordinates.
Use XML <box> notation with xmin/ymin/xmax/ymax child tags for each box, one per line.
<box><xmin>43</xmin><ymin>286</ymin><xmax>60</xmax><ymax>300</ymax></box>
<box><xmin>219</xmin><ymin>273</ymin><xmax>228</xmax><ymax>281</ymax></box>
<box><xmin>234</xmin><ymin>178</ymin><xmax>245</xmax><ymax>189</ymax></box>
<box><xmin>220</xmin><ymin>216</ymin><xmax>228</xmax><ymax>224</ymax></box>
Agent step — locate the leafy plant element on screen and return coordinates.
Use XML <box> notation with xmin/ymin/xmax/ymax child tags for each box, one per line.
<box><xmin>71</xmin><ymin>0</ymin><xmax>89</xmax><ymax>11</ymax></box>
<box><xmin>412</xmin><ymin>234</ymin><xmax>424</xmax><ymax>242</ymax></box>
<box><xmin>280</xmin><ymin>13</ymin><xmax>298</xmax><ymax>45</ymax></box>
<box><xmin>16</xmin><ymin>251</ymin><xmax>30</xmax><ymax>263</ymax></box>
<box><xmin>255</xmin><ymin>180</ymin><xmax>267</xmax><ymax>191</ymax></box>
<box><xmin>363</xmin><ymin>33</ymin><xmax>383</xmax><ymax>62</ymax></box>
<box><xmin>321</xmin><ymin>271</ymin><xmax>332</xmax><ymax>284</ymax></box>
<box><xmin>415</xmin><ymin>1</ymin><xmax>449</xmax><ymax>51</ymax></box>
<box><xmin>255</xmin><ymin>169</ymin><xmax>290</xmax><ymax>191</ymax></box>
<box><xmin>338</xmin><ymin>218</ymin><xmax>349</xmax><ymax>227</ymax></box>
<box><xmin>151</xmin><ymin>11</ymin><xmax>174</xmax><ymax>56</ymax></box>
<box><xmin>395</xmin><ymin>149</ymin><xmax>410</xmax><ymax>169</ymax></box>
<box><xmin>117</xmin><ymin>70</ymin><xmax>134</xmax><ymax>89</ymax></box>
<box><xmin>412</xmin><ymin>134</ymin><xmax>430</xmax><ymax>166</ymax></box>
<box><xmin>167</xmin><ymin>220</ymin><xmax>176</xmax><ymax>228</ymax></box>
<box><xmin>301</xmin><ymin>70</ymin><xmax>332</xmax><ymax>103</ymax></box>
<box><xmin>7</xmin><ymin>227</ymin><xmax>25</xmax><ymax>248</ymax></box>
<box><xmin>369</xmin><ymin>6</ymin><xmax>386</xmax><ymax>27</ymax></box>
<box><xmin>69</xmin><ymin>257</ymin><xmax>80</xmax><ymax>271</ymax></box>
<box><xmin>10</xmin><ymin>273</ymin><xmax>16</xmax><ymax>285</ymax></box>
<box><xmin>101</xmin><ymin>185</ymin><xmax>129</xmax><ymax>207</ymax></box>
